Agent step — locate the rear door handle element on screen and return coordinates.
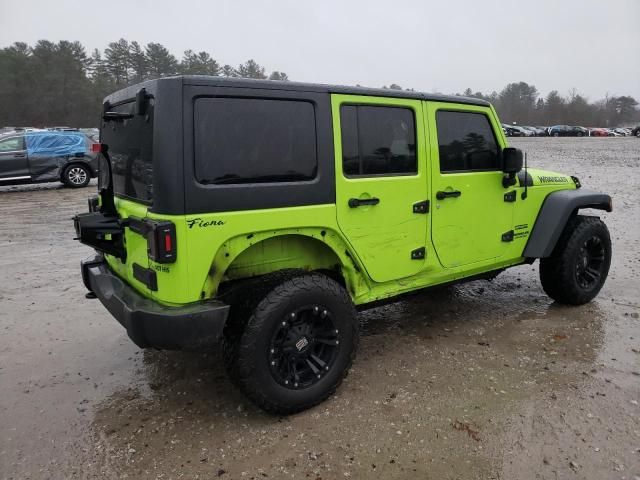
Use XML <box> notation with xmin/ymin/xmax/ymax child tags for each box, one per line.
<box><xmin>436</xmin><ymin>190</ymin><xmax>462</xmax><ymax>200</ymax></box>
<box><xmin>348</xmin><ymin>197</ymin><xmax>380</xmax><ymax>208</ymax></box>
<box><xmin>14</xmin><ymin>152</ymin><xmax>26</xmax><ymax>158</ymax></box>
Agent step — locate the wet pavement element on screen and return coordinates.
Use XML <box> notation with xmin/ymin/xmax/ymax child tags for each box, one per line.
<box><xmin>1</xmin><ymin>137</ymin><xmax>639</xmax><ymax>479</ymax></box>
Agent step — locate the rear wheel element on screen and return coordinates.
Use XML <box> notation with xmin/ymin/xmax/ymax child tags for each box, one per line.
<box><xmin>223</xmin><ymin>272</ymin><xmax>358</xmax><ymax>414</ymax></box>
<box><xmin>539</xmin><ymin>215</ymin><xmax>611</xmax><ymax>305</ymax></box>
<box><xmin>553</xmin><ymin>132</ymin><xmax>560</xmax><ymax>137</ymax></box>
<box><xmin>62</xmin><ymin>164</ymin><xmax>90</xmax><ymax>188</ymax></box>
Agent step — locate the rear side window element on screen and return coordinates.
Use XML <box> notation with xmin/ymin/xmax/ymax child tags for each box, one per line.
<box><xmin>194</xmin><ymin>98</ymin><xmax>317</xmax><ymax>184</ymax></box>
<box><xmin>340</xmin><ymin>105</ymin><xmax>417</xmax><ymax>176</ymax></box>
<box><xmin>0</xmin><ymin>136</ymin><xmax>24</xmax><ymax>152</ymax></box>
<box><xmin>436</xmin><ymin>111</ymin><xmax>500</xmax><ymax>173</ymax></box>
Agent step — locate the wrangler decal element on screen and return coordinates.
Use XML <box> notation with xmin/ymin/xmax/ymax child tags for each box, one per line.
<box><xmin>537</xmin><ymin>175</ymin><xmax>569</xmax><ymax>184</ymax></box>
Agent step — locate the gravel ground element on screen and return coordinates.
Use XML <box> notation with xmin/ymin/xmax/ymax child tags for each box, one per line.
<box><xmin>0</xmin><ymin>137</ymin><xmax>639</xmax><ymax>480</ymax></box>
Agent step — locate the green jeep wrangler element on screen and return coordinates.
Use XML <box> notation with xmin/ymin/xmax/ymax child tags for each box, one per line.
<box><xmin>74</xmin><ymin>76</ymin><xmax>612</xmax><ymax>413</ymax></box>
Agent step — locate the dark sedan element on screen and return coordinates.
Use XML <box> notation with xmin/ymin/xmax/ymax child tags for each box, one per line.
<box><xmin>548</xmin><ymin>125</ymin><xmax>589</xmax><ymax>137</ymax></box>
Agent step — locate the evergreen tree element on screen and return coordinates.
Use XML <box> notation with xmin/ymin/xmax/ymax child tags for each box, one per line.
<box><xmin>104</xmin><ymin>38</ymin><xmax>131</xmax><ymax>85</ymax></box>
<box><xmin>129</xmin><ymin>41</ymin><xmax>147</xmax><ymax>83</ymax></box>
<box><xmin>269</xmin><ymin>71</ymin><xmax>289</xmax><ymax>81</ymax></box>
<box><xmin>145</xmin><ymin>42</ymin><xmax>178</xmax><ymax>79</ymax></box>
<box><xmin>237</xmin><ymin>59</ymin><xmax>266</xmax><ymax>79</ymax></box>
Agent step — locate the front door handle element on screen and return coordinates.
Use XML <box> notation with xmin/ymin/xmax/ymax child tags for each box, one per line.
<box><xmin>436</xmin><ymin>190</ymin><xmax>462</xmax><ymax>200</ymax></box>
<box><xmin>348</xmin><ymin>197</ymin><xmax>380</xmax><ymax>208</ymax></box>
<box><xmin>14</xmin><ymin>152</ymin><xmax>26</xmax><ymax>158</ymax></box>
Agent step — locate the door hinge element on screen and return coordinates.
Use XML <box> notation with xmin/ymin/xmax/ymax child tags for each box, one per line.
<box><xmin>133</xmin><ymin>263</ymin><xmax>158</xmax><ymax>291</ymax></box>
<box><xmin>411</xmin><ymin>247</ymin><xmax>426</xmax><ymax>260</ymax></box>
<box><xmin>413</xmin><ymin>200</ymin><xmax>430</xmax><ymax>214</ymax></box>
<box><xmin>504</xmin><ymin>191</ymin><xmax>517</xmax><ymax>202</ymax></box>
<box><xmin>501</xmin><ymin>230</ymin><xmax>514</xmax><ymax>242</ymax></box>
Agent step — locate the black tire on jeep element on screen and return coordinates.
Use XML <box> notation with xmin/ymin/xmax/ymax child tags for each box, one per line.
<box><xmin>62</xmin><ymin>163</ymin><xmax>91</xmax><ymax>188</ymax></box>
<box><xmin>223</xmin><ymin>272</ymin><xmax>358</xmax><ymax>414</ymax></box>
<box><xmin>539</xmin><ymin>215</ymin><xmax>611</xmax><ymax>305</ymax></box>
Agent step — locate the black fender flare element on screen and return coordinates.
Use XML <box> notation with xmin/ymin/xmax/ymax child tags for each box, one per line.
<box><xmin>523</xmin><ymin>189</ymin><xmax>612</xmax><ymax>258</ymax></box>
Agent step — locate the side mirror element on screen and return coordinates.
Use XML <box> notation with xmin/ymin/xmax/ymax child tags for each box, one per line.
<box><xmin>502</xmin><ymin>147</ymin><xmax>523</xmax><ymax>187</ymax></box>
<box><xmin>502</xmin><ymin>147</ymin><xmax>523</xmax><ymax>174</ymax></box>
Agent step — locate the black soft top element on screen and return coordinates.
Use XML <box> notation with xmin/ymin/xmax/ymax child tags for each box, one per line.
<box><xmin>105</xmin><ymin>75</ymin><xmax>490</xmax><ymax>107</ymax></box>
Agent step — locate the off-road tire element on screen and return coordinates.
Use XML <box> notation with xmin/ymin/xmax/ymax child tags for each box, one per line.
<box><xmin>540</xmin><ymin>215</ymin><xmax>611</xmax><ymax>305</ymax></box>
<box><xmin>62</xmin><ymin>163</ymin><xmax>90</xmax><ymax>188</ymax></box>
<box><xmin>223</xmin><ymin>272</ymin><xmax>358</xmax><ymax>414</ymax></box>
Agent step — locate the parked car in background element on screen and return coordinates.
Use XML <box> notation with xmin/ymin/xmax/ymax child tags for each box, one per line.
<box><xmin>535</xmin><ymin>126</ymin><xmax>549</xmax><ymax>136</ymax></box>
<box><xmin>607</xmin><ymin>129</ymin><xmax>622</xmax><ymax>137</ymax></box>
<box><xmin>548</xmin><ymin>125</ymin><xmax>588</xmax><ymax>137</ymax></box>
<box><xmin>80</xmin><ymin>128</ymin><xmax>100</xmax><ymax>142</ymax></box>
<box><xmin>502</xmin><ymin>124</ymin><xmax>533</xmax><ymax>136</ymax></box>
<box><xmin>589</xmin><ymin>128</ymin><xmax>609</xmax><ymax>137</ymax></box>
<box><xmin>522</xmin><ymin>126</ymin><xmax>546</xmax><ymax>136</ymax></box>
<box><xmin>502</xmin><ymin>124</ymin><xmax>523</xmax><ymax>137</ymax></box>
<box><xmin>612</xmin><ymin>128</ymin><xmax>629</xmax><ymax>136</ymax></box>
<box><xmin>0</xmin><ymin>130</ymin><xmax>98</xmax><ymax>188</ymax></box>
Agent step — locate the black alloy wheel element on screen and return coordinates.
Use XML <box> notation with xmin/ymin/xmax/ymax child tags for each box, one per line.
<box><xmin>575</xmin><ymin>235</ymin><xmax>606</xmax><ymax>290</ymax></box>
<box><xmin>268</xmin><ymin>304</ymin><xmax>340</xmax><ymax>389</ymax></box>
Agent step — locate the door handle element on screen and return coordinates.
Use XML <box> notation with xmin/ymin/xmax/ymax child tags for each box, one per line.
<box><xmin>348</xmin><ymin>197</ymin><xmax>380</xmax><ymax>208</ymax></box>
<box><xmin>14</xmin><ymin>153</ymin><xmax>26</xmax><ymax>158</ymax></box>
<box><xmin>436</xmin><ymin>190</ymin><xmax>462</xmax><ymax>200</ymax></box>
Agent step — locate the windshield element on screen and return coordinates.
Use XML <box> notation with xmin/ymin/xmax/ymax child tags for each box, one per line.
<box><xmin>101</xmin><ymin>100</ymin><xmax>154</xmax><ymax>203</ymax></box>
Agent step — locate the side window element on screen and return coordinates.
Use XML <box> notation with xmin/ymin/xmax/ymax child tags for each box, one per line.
<box><xmin>194</xmin><ymin>97</ymin><xmax>317</xmax><ymax>184</ymax></box>
<box><xmin>0</xmin><ymin>136</ymin><xmax>24</xmax><ymax>152</ymax></box>
<box><xmin>436</xmin><ymin>111</ymin><xmax>500</xmax><ymax>173</ymax></box>
<box><xmin>340</xmin><ymin>105</ymin><xmax>417</xmax><ymax>177</ymax></box>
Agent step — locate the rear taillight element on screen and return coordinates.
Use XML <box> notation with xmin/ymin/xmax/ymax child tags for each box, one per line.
<box><xmin>147</xmin><ymin>222</ymin><xmax>177</xmax><ymax>264</ymax></box>
<box><xmin>91</xmin><ymin>143</ymin><xmax>103</xmax><ymax>153</ymax></box>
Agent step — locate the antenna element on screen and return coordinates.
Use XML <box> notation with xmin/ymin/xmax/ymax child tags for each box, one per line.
<box><xmin>521</xmin><ymin>151</ymin><xmax>528</xmax><ymax>200</ymax></box>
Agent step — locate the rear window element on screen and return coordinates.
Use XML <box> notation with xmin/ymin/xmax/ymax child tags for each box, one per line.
<box><xmin>101</xmin><ymin>100</ymin><xmax>154</xmax><ymax>203</ymax></box>
<box><xmin>340</xmin><ymin>105</ymin><xmax>417</xmax><ymax>177</ymax></box>
<box><xmin>194</xmin><ymin>97</ymin><xmax>317</xmax><ymax>184</ymax></box>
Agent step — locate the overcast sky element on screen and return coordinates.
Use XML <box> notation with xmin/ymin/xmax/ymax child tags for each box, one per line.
<box><xmin>1</xmin><ymin>0</ymin><xmax>638</xmax><ymax>100</ymax></box>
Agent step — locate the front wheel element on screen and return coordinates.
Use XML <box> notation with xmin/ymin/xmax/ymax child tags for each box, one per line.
<box><xmin>553</xmin><ymin>132</ymin><xmax>560</xmax><ymax>137</ymax></box>
<box><xmin>540</xmin><ymin>215</ymin><xmax>611</xmax><ymax>305</ymax></box>
<box><xmin>62</xmin><ymin>164</ymin><xmax>90</xmax><ymax>188</ymax></box>
<box><xmin>224</xmin><ymin>272</ymin><xmax>358</xmax><ymax>414</ymax></box>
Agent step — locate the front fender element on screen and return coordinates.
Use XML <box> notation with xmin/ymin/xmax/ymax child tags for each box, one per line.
<box><xmin>523</xmin><ymin>189</ymin><xmax>612</xmax><ymax>258</ymax></box>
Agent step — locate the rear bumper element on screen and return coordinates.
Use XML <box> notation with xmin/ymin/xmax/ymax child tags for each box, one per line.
<box><xmin>81</xmin><ymin>255</ymin><xmax>230</xmax><ymax>350</ymax></box>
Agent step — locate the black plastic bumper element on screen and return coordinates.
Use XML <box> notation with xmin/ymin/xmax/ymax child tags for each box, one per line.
<box><xmin>81</xmin><ymin>255</ymin><xmax>230</xmax><ymax>350</ymax></box>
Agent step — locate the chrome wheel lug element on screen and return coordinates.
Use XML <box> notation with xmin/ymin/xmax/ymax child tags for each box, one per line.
<box><xmin>271</xmin><ymin>361</ymin><xmax>276</xmax><ymax>366</ymax></box>
<box><xmin>270</xmin><ymin>348</ymin><xmax>275</xmax><ymax>354</ymax></box>
<box><xmin>281</xmin><ymin>321</ymin><xmax>287</xmax><ymax>326</ymax></box>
